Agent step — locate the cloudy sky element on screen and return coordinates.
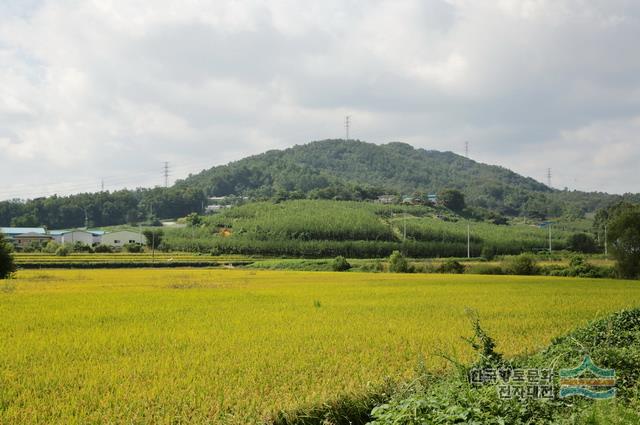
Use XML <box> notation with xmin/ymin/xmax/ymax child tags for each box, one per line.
<box><xmin>1</xmin><ymin>0</ymin><xmax>639</xmax><ymax>200</ymax></box>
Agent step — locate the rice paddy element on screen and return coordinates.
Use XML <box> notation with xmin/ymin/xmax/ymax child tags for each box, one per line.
<box><xmin>1</xmin><ymin>269</ymin><xmax>639</xmax><ymax>423</ymax></box>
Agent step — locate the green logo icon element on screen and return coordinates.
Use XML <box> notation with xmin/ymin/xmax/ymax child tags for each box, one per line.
<box><xmin>559</xmin><ymin>356</ymin><xmax>616</xmax><ymax>399</ymax></box>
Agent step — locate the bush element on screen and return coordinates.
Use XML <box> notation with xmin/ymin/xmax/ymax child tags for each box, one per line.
<box><xmin>94</xmin><ymin>244</ymin><xmax>113</xmax><ymax>253</ymax></box>
<box><xmin>44</xmin><ymin>240</ymin><xmax>60</xmax><ymax>253</ymax></box>
<box><xmin>503</xmin><ymin>254</ymin><xmax>539</xmax><ymax>275</ymax></box>
<box><xmin>388</xmin><ymin>250</ymin><xmax>411</xmax><ymax>273</ymax></box>
<box><xmin>0</xmin><ymin>234</ymin><xmax>16</xmax><ymax>279</ymax></box>
<box><xmin>568</xmin><ymin>233</ymin><xmax>599</xmax><ymax>254</ymax></box>
<box><xmin>437</xmin><ymin>259</ymin><xmax>465</xmax><ymax>274</ymax></box>
<box><xmin>73</xmin><ymin>241</ymin><xmax>93</xmax><ymax>253</ymax></box>
<box><xmin>331</xmin><ymin>256</ymin><xmax>351</xmax><ymax>272</ymax></box>
<box><xmin>123</xmin><ymin>243</ymin><xmax>144</xmax><ymax>253</ymax></box>
<box><xmin>55</xmin><ymin>245</ymin><xmax>71</xmax><ymax>257</ymax></box>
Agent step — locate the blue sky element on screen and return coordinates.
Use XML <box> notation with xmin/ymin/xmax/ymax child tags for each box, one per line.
<box><xmin>1</xmin><ymin>0</ymin><xmax>639</xmax><ymax>200</ymax></box>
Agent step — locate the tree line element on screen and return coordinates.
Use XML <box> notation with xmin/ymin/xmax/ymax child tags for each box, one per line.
<box><xmin>0</xmin><ymin>187</ymin><xmax>206</xmax><ymax>229</ymax></box>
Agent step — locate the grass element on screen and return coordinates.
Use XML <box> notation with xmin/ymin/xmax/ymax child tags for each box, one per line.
<box><xmin>1</xmin><ymin>269</ymin><xmax>639</xmax><ymax>423</ymax></box>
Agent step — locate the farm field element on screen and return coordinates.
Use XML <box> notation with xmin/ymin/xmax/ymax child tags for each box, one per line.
<box><xmin>164</xmin><ymin>199</ymin><xmax>578</xmax><ymax>257</ymax></box>
<box><xmin>1</xmin><ymin>269</ymin><xmax>639</xmax><ymax>423</ymax></box>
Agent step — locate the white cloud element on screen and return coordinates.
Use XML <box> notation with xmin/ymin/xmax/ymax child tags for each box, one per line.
<box><xmin>0</xmin><ymin>0</ymin><xmax>639</xmax><ymax>200</ymax></box>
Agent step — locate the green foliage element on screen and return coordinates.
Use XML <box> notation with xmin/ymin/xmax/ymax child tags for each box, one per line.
<box><xmin>370</xmin><ymin>308</ymin><xmax>640</xmax><ymax>425</ymax></box>
<box><xmin>0</xmin><ymin>186</ymin><xmax>206</xmax><ymax>228</ymax></box>
<box><xmin>123</xmin><ymin>243</ymin><xmax>143</xmax><ymax>253</ymax></box>
<box><xmin>568</xmin><ymin>232</ymin><xmax>599</xmax><ymax>253</ymax></box>
<box><xmin>437</xmin><ymin>259</ymin><xmax>465</xmax><ymax>274</ymax></box>
<box><xmin>93</xmin><ymin>244</ymin><xmax>113</xmax><ymax>253</ymax></box>
<box><xmin>0</xmin><ymin>233</ymin><xmax>16</xmax><ymax>279</ymax></box>
<box><xmin>331</xmin><ymin>256</ymin><xmax>351</xmax><ymax>272</ymax></box>
<box><xmin>73</xmin><ymin>241</ymin><xmax>93</xmax><ymax>253</ymax></box>
<box><xmin>55</xmin><ymin>245</ymin><xmax>71</xmax><ymax>257</ymax></box>
<box><xmin>438</xmin><ymin>189</ymin><xmax>466</xmax><ymax>212</ymax></box>
<box><xmin>184</xmin><ymin>212</ymin><xmax>202</xmax><ymax>227</ymax></box>
<box><xmin>164</xmin><ymin>200</ymin><xmax>574</xmax><ymax>257</ymax></box>
<box><xmin>389</xmin><ymin>250</ymin><xmax>410</xmax><ymax>273</ymax></box>
<box><xmin>503</xmin><ymin>254</ymin><xmax>539</xmax><ymax>275</ymax></box>
<box><xmin>607</xmin><ymin>204</ymin><xmax>640</xmax><ymax>279</ymax></box>
<box><xmin>142</xmin><ymin>229</ymin><xmax>164</xmax><ymax>249</ymax></box>
<box><xmin>43</xmin><ymin>240</ymin><xmax>60</xmax><ymax>254</ymax></box>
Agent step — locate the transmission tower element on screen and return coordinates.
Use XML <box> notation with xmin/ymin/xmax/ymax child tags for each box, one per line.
<box><xmin>547</xmin><ymin>168</ymin><xmax>552</xmax><ymax>188</ymax></box>
<box><xmin>464</xmin><ymin>141</ymin><xmax>469</xmax><ymax>158</ymax></box>
<box><xmin>345</xmin><ymin>116</ymin><xmax>351</xmax><ymax>141</ymax></box>
<box><xmin>163</xmin><ymin>162</ymin><xmax>170</xmax><ymax>187</ymax></box>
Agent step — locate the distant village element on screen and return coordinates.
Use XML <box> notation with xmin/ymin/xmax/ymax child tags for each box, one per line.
<box><xmin>0</xmin><ymin>227</ymin><xmax>146</xmax><ymax>251</ymax></box>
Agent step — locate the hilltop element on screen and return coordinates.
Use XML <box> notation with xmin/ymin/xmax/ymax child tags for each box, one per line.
<box><xmin>178</xmin><ymin>139</ymin><xmax>633</xmax><ymax>218</ymax></box>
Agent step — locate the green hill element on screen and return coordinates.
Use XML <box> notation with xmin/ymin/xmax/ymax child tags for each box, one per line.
<box><xmin>179</xmin><ymin>139</ymin><xmax>636</xmax><ymax>218</ymax></box>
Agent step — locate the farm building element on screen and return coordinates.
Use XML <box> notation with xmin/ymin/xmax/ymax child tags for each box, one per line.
<box><xmin>50</xmin><ymin>229</ymin><xmax>105</xmax><ymax>245</ymax></box>
<box><xmin>101</xmin><ymin>230</ymin><xmax>146</xmax><ymax>248</ymax></box>
<box><xmin>0</xmin><ymin>227</ymin><xmax>51</xmax><ymax>249</ymax></box>
<box><xmin>10</xmin><ymin>232</ymin><xmax>52</xmax><ymax>249</ymax></box>
<box><xmin>61</xmin><ymin>230</ymin><xmax>94</xmax><ymax>245</ymax></box>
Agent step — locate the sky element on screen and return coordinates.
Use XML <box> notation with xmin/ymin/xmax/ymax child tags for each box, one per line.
<box><xmin>1</xmin><ymin>0</ymin><xmax>639</xmax><ymax>200</ymax></box>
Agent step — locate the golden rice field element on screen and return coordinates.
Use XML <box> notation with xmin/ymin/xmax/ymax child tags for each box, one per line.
<box><xmin>1</xmin><ymin>269</ymin><xmax>639</xmax><ymax>423</ymax></box>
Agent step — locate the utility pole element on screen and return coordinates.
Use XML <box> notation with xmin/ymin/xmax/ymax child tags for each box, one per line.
<box><xmin>548</xmin><ymin>222</ymin><xmax>552</xmax><ymax>253</ymax></box>
<box><xmin>403</xmin><ymin>211</ymin><xmax>407</xmax><ymax>243</ymax></box>
<box><xmin>345</xmin><ymin>116</ymin><xmax>351</xmax><ymax>141</ymax></box>
<box><xmin>101</xmin><ymin>178</ymin><xmax>104</xmax><ymax>192</ymax></box>
<box><xmin>84</xmin><ymin>208</ymin><xmax>89</xmax><ymax>229</ymax></box>
<box><xmin>163</xmin><ymin>162</ymin><xmax>170</xmax><ymax>188</ymax></box>
<box><xmin>604</xmin><ymin>224</ymin><xmax>608</xmax><ymax>257</ymax></box>
<box><xmin>467</xmin><ymin>222</ymin><xmax>471</xmax><ymax>258</ymax></box>
<box><xmin>547</xmin><ymin>168</ymin><xmax>552</xmax><ymax>188</ymax></box>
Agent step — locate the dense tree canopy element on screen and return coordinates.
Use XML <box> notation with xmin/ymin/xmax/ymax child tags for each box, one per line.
<box><xmin>607</xmin><ymin>203</ymin><xmax>640</xmax><ymax>279</ymax></box>
<box><xmin>0</xmin><ymin>233</ymin><xmax>16</xmax><ymax>279</ymax></box>
<box><xmin>0</xmin><ymin>187</ymin><xmax>206</xmax><ymax>229</ymax></box>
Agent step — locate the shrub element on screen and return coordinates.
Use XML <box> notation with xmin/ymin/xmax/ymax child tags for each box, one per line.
<box><xmin>388</xmin><ymin>250</ymin><xmax>410</xmax><ymax>273</ymax></box>
<box><xmin>73</xmin><ymin>241</ymin><xmax>93</xmax><ymax>253</ymax></box>
<box><xmin>568</xmin><ymin>233</ymin><xmax>599</xmax><ymax>253</ymax></box>
<box><xmin>437</xmin><ymin>259</ymin><xmax>465</xmax><ymax>274</ymax></box>
<box><xmin>44</xmin><ymin>240</ymin><xmax>60</xmax><ymax>253</ymax></box>
<box><xmin>0</xmin><ymin>234</ymin><xmax>16</xmax><ymax>279</ymax></box>
<box><xmin>94</xmin><ymin>244</ymin><xmax>113</xmax><ymax>253</ymax></box>
<box><xmin>331</xmin><ymin>256</ymin><xmax>351</xmax><ymax>272</ymax></box>
<box><xmin>55</xmin><ymin>245</ymin><xmax>71</xmax><ymax>257</ymax></box>
<box><xmin>123</xmin><ymin>243</ymin><xmax>144</xmax><ymax>253</ymax></box>
<box><xmin>503</xmin><ymin>254</ymin><xmax>539</xmax><ymax>275</ymax></box>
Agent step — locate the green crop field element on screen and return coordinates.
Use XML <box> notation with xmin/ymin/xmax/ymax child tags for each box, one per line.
<box><xmin>1</xmin><ymin>269</ymin><xmax>639</xmax><ymax>423</ymax></box>
<box><xmin>165</xmin><ymin>199</ymin><xmax>578</xmax><ymax>257</ymax></box>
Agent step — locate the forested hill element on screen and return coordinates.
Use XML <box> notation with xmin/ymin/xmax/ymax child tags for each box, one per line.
<box><xmin>178</xmin><ymin>139</ymin><xmax>634</xmax><ymax>218</ymax></box>
<box><xmin>2</xmin><ymin>139</ymin><xmax>637</xmax><ymax>229</ymax></box>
